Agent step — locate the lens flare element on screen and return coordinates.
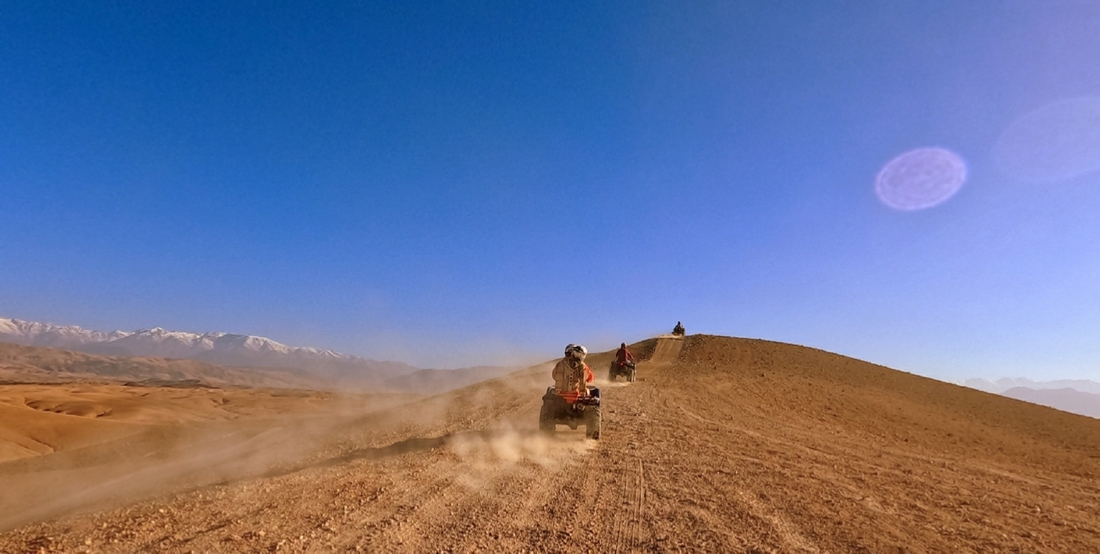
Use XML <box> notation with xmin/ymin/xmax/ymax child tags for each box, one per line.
<box><xmin>994</xmin><ymin>97</ymin><xmax>1100</xmax><ymax>182</ymax></box>
<box><xmin>874</xmin><ymin>147</ymin><xmax>967</xmax><ymax>211</ymax></box>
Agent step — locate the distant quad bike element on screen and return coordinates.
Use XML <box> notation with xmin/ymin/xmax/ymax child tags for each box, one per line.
<box><xmin>608</xmin><ymin>360</ymin><xmax>636</xmax><ymax>383</ymax></box>
<box><xmin>539</xmin><ymin>386</ymin><xmax>601</xmax><ymax>439</ymax></box>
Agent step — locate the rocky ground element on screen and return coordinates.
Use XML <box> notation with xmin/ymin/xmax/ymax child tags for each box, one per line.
<box><xmin>2</xmin><ymin>335</ymin><xmax>1099</xmax><ymax>552</ymax></box>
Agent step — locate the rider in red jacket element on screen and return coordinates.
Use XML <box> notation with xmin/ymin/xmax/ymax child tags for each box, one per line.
<box><xmin>615</xmin><ymin>343</ymin><xmax>633</xmax><ymax>366</ymax></box>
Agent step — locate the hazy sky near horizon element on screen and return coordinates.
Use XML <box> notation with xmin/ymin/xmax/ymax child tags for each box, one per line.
<box><xmin>3</xmin><ymin>1</ymin><xmax>1099</xmax><ymax>378</ymax></box>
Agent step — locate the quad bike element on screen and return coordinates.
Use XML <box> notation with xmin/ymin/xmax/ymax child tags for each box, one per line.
<box><xmin>608</xmin><ymin>360</ymin><xmax>636</xmax><ymax>383</ymax></box>
<box><xmin>539</xmin><ymin>386</ymin><xmax>601</xmax><ymax>439</ymax></box>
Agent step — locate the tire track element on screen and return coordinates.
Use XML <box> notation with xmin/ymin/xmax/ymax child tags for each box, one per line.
<box><xmin>647</xmin><ymin>337</ymin><xmax>684</xmax><ymax>365</ymax></box>
<box><xmin>736</xmin><ymin>489</ymin><xmax>820</xmax><ymax>553</ymax></box>
<box><xmin>627</xmin><ymin>458</ymin><xmax>648</xmax><ymax>551</ymax></box>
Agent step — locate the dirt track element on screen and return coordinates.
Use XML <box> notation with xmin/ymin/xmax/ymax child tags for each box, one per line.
<box><xmin>2</xmin><ymin>335</ymin><xmax>1100</xmax><ymax>552</ymax></box>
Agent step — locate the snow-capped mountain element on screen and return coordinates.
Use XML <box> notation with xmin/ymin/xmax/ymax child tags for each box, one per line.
<box><xmin>0</xmin><ymin>317</ymin><xmax>417</xmax><ymax>380</ymax></box>
<box><xmin>0</xmin><ymin>317</ymin><xmax>131</xmax><ymax>348</ymax></box>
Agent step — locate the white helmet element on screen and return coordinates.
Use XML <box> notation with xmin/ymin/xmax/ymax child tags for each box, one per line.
<box><xmin>565</xmin><ymin>344</ymin><xmax>587</xmax><ymax>360</ymax></box>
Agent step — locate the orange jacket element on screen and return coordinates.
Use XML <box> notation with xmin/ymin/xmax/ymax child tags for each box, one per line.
<box><xmin>552</xmin><ymin>358</ymin><xmax>594</xmax><ymax>399</ymax></box>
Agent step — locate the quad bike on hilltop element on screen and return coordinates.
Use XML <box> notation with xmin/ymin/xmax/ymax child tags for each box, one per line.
<box><xmin>608</xmin><ymin>360</ymin><xmax>636</xmax><ymax>383</ymax></box>
<box><xmin>539</xmin><ymin>386</ymin><xmax>601</xmax><ymax>439</ymax></box>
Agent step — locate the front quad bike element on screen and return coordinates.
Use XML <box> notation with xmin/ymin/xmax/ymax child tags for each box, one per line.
<box><xmin>539</xmin><ymin>386</ymin><xmax>601</xmax><ymax>439</ymax></box>
<box><xmin>608</xmin><ymin>360</ymin><xmax>636</xmax><ymax>383</ymax></box>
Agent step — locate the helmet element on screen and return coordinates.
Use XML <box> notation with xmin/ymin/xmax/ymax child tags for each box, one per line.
<box><xmin>564</xmin><ymin>344</ymin><xmax>576</xmax><ymax>356</ymax></box>
<box><xmin>565</xmin><ymin>344</ymin><xmax>587</xmax><ymax>361</ymax></box>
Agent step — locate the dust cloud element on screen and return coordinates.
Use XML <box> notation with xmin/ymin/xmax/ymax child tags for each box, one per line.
<box><xmin>0</xmin><ymin>359</ymin><xmax>582</xmax><ymax>532</ymax></box>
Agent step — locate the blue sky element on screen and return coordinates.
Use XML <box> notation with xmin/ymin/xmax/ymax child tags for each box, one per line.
<box><xmin>2</xmin><ymin>1</ymin><xmax>1099</xmax><ymax>379</ymax></box>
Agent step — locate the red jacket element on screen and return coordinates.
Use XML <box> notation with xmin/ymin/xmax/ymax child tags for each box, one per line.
<box><xmin>615</xmin><ymin>347</ymin><xmax>633</xmax><ymax>364</ymax></box>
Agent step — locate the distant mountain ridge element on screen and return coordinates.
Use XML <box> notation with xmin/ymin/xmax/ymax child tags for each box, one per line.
<box><xmin>0</xmin><ymin>317</ymin><xmax>417</xmax><ymax>381</ymax></box>
<box><xmin>964</xmin><ymin>377</ymin><xmax>1100</xmax><ymax>396</ymax></box>
<box><xmin>964</xmin><ymin>377</ymin><xmax>1100</xmax><ymax>420</ymax></box>
<box><xmin>0</xmin><ymin>341</ymin><xmax>321</xmax><ymax>389</ymax></box>
<box><xmin>1001</xmin><ymin>387</ymin><xmax>1100</xmax><ymax>420</ymax></box>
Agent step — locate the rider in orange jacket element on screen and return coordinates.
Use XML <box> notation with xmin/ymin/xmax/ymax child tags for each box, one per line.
<box><xmin>552</xmin><ymin>344</ymin><xmax>594</xmax><ymax>402</ymax></box>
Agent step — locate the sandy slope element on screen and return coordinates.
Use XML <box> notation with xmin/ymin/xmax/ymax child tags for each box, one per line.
<box><xmin>2</xmin><ymin>335</ymin><xmax>1099</xmax><ymax>552</ymax></box>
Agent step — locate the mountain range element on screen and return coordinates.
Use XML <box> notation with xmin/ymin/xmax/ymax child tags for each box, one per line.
<box><xmin>964</xmin><ymin>377</ymin><xmax>1100</xmax><ymax>395</ymax></box>
<box><xmin>0</xmin><ymin>317</ymin><xmax>417</xmax><ymax>383</ymax></box>
<box><xmin>1000</xmin><ymin>387</ymin><xmax>1100</xmax><ymax>419</ymax></box>
<box><xmin>0</xmin><ymin>317</ymin><xmax>529</xmax><ymax>393</ymax></box>
<box><xmin>964</xmin><ymin>377</ymin><xmax>1100</xmax><ymax>420</ymax></box>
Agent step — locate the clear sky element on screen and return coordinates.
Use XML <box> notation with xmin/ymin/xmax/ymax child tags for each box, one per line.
<box><xmin>3</xmin><ymin>1</ymin><xmax>1099</xmax><ymax>379</ymax></box>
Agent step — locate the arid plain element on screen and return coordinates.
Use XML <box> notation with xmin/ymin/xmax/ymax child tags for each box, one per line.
<box><xmin>2</xmin><ymin>335</ymin><xmax>1099</xmax><ymax>552</ymax></box>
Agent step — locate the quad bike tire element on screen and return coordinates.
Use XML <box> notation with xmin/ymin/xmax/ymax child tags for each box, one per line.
<box><xmin>539</xmin><ymin>402</ymin><xmax>555</xmax><ymax>433</ymax></box>
<box><xmin>628</xmin><ymin>368</ymin><xmax>636</xmax><ymax>383</ymax></box>
<box><xmin>585</xmin><ymin>405</ymin><xmax>602</xmax><ymax>440</ymax></box>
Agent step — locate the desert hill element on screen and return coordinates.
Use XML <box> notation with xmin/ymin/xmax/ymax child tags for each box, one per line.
<box><xmin>1</xmin><ymin>334</ymin><xmax>1098</xmax><ymax>552</ymax></box>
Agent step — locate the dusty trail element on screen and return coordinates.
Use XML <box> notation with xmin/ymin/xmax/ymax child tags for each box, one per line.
<box><xmin>2</xmin><ymin>336</ymin><xmax>1100</xmax><ymax>552</ymax></box>
<box><xmin>646</xmin><ymin>335</ymin><xmax>684</xmax><ymax>365</ymax></box>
